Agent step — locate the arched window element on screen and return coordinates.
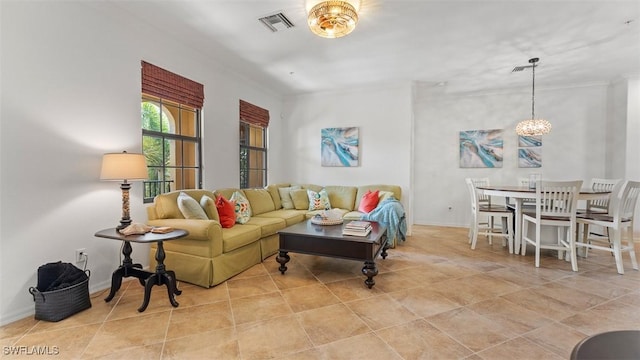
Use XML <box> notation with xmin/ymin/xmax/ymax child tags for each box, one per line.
<box><xmin>142</xmin><ymin>95</ymin><xmax>201</xmax><ymax>202</ymax></box>
<box><xmin>140</xmin><ymin>61</ymin><xmax>204</xmax><ymax>202</ymax></box>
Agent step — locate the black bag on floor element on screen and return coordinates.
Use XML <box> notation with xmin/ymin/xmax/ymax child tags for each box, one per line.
<box><xmin>29</xmin><ymin>262</ymin><xmax>91</xmax><ymax>322</ymax></box>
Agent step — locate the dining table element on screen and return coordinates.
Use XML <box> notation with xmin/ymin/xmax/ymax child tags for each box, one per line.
<box><xmin>475</xmin><ymin>185</ymin><xmax>611</xmax><ymax>255</ymax></box>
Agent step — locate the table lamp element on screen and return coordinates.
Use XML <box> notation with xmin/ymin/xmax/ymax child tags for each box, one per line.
<box><xmin>100</xmin><ymin>151</ymin><xmax>148</xmax><ymax>230</ymax></box>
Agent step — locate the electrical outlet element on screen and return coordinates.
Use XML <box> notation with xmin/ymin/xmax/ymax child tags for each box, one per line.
<box><xmin>75</xmin><ymin>248</ymin><xmax>87</xmax><ymax>263</ymax></box>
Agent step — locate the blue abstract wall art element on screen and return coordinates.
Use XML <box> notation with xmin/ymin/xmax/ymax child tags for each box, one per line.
<box><xmin>519</xmin><ymin>148</ymin><xmax>542</xmax><ymax>168</ymax></box>
<box><xmin>518</xmin><ymin>135</ymin><xmax>542</xmax><ymax>167</ymax></box>
<box><xmin>518</xmin><ymin>135</ymin><xmax>542</xmax><ymax>147</ymax></box>
<box><xmin>459</xmin><ymin>129</ymin><xmax>503</xmax><ymax>168</ymax></box>
<box><xmin>321</xmin><ymin>127</ymin><xmax>359</xmax><ymax>167</ymax></box>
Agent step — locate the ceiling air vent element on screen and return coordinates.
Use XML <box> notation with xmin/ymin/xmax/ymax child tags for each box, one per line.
<box><xmin>259</xmin><ymin>12</ymin><xmax>294</xmax><ymax>32</ymax></box>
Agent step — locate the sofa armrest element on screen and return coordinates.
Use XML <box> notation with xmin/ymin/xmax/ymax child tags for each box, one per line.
<box><xmin>147</xmin><ymin>219</ymin><xmax>223</xmax><ymax>257</ymax></box>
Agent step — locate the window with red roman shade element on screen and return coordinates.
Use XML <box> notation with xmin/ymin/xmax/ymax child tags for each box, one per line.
<box><xmin>141</xmin><ymin>61</ymin><xmax>204</xmax><ymax>109</ymax></box>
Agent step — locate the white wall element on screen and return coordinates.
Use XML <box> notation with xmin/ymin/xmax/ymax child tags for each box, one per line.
<box><xmin>413</xmin><ymin>83</ymin><xmax>610</xmax><ymax>227</ymax></box>
<box><xmin>280</xmin><ymin>83</ymin><xmax>414</xmax><ymax>229</ymax></box>
<box><xmin>0</xmin><ymin>1</ymin><xmax>282</xmax><ymax>325</ymax></box>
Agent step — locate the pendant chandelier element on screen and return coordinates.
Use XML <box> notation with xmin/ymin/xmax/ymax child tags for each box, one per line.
<box><xmin>307</xmin><ymin>1</ymin><xmax>359</xmax><ymax>38</ymax></box>
<box><xmin>515</xmin><ymin>58</ymin><xmax>552</xmax><ymax>136</ymax></box>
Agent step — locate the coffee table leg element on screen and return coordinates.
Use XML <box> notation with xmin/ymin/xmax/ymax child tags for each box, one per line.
<box><xmin>362</xmin><ymin>261</ymin><xmax>378</xmax><ymax>289</ymax></box>
<box><xmin>276</xmin><ymin>251</ymin><xmax>290</xmax><ymax>274</ymax></box>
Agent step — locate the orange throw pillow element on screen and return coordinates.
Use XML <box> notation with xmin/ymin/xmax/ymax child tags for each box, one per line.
<box><xmin>358</xmin><ymin>190</ymin><xmax>380</xmax><ymax>213</ymax></box>
<box><xmin>215</xmin><ymin>195</ymin><xmax>236</xmax><ymax>228</ymax></box>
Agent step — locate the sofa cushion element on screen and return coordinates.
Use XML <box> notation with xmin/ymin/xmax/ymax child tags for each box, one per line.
<box><xmin>221</xmin><ymin>224</ymin><xmax>261</xmax><ymax>253</ymax></box>
<box><xmin>231</xmin><ymin>191</ymin><xmax>252</xmax><ymax>224</ymax></box>
<box><xmin>200</xmin><ymin>195</ymin><xmax>220</xmax><ymax>222</ymax></box>
<box><xmin>307</xmin><ymin>188</ymin><xmax>331</xmax><ymax>211</ymax></box>
<box><xmin>325</xmin><ymin>185</ymin><xmax>358</xmax><ymax>210</ymax></box>
<box><xmin>177</xmin><ymin>192</ymin><xmax>208</xmax><ymax>219</ymax></box>
<box><xmin>278</xmin><ymin>185</ymin><xmax>301</xmax><ymax>209</ymax></box>
<box><xmin>358</xmin><ymin>190</ymin><xmax>380</xmax><ymax>213</ymax></box>
<box><xmin>154</xmin><ymin>192</ymin><xmax>185</xmax><ymax>219</ymax></box>
<box><xmin>256</xmin><ymin>210</ymin><xmax>306</xmax><ymax>226</ymax></box>
<box><xmin>243</xmin><ymin>188</ymin><xmax>276</xmax><ymax>215</ymax></box>
<box><xmin>291</xmin><ymin>189</ymin><xmax>310</xmax><ymax>210</ymax></box>
<box><xmin>299</xmin><ymin>184</ymin><xmax>323</xmax><ymax>193</ymax></box>
<box><xmin>216</xmin><ymin>195</ymin><xmax>236</xmax><ymax>228</ymax></box>
<box><xmin>265</xmin><ymin>183</ymin><xmax>291</xmax><ymax>210</ymax></box>
<box><xmin>214</xmin><ymin>188</ymin><xmax>243</xmax><ymax>202</ymax></box>
<box><xmin>245</xmin><ymin>216</ymin><xmax>286</xmax><ymax>237</ymax></box>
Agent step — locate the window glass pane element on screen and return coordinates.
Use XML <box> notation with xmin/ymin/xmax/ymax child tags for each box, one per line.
<box><xmin>255</xmin><ymin>127</ymin><xmax>264</xmax><ymax>148</ymax></box>
<box><xmin>249</xmin><ymin>127</ymin><xmax>258</xmax><ymax>147</ymax></box>
<box><xmin>143</xmin><ymin>135</ymin><xmax>166</xmax><ymax>167</ymax></box>
<box><xmin>182</xmin><ymin>141</ymin><xmax>198</xmax><ymax>167</ymax></box>
<box><xmin>248</xmin><ymin>169</ymin><xmax>264</xmax><ymax>188</ymax></box>
<box><xmin>249</xmin><ymin>149</ymin><xmax>257</xmax><ymax>168</ymax></box>
<box><xmin>239</xmin><ymin>124</ymin><xmax>248</xmax><ymax>146</ymax></box>
<box><xmin>182</xmin><ymin>168</ymin><xmax>199</xmax><ymax>189</ymax></box>
<box><xmin>180</xmin><ymin>107</ymin><xmax>197</xmax><ymax>137</ymax></box>
<box><xmin>165</xmin><ymin>139</ymin><xmax>177</xmax><ymax>167</ymax></box>
<box><xmin>163</xmin><ymin>103</ymin><xmax>179</xmax><ymax>134</ymax></box>
<box><xmin>141</xmin><ymin>101</ymin><xmax>162</xmax><ymax>132</ymax></box>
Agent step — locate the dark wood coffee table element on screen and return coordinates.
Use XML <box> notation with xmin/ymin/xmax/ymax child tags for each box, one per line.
<box><xmin>276</xmin><ymin>220</ymin><xmax>388</xmax><ymax>288</ymax></box>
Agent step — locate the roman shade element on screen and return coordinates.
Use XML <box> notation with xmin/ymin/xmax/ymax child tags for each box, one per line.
<box><xmin>240</xmin><ymin>99</ymin><xmax>270</xmax><ymax>128</ymax></box>
<box><xmin>141</xmin><ymin>61</ymin><xmax>204</xmax><ymax>109</ymax></box>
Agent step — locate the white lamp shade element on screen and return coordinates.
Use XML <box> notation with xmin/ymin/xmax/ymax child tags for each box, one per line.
<box><xmin>100</xmin><ymin>152</ymin><xmax>148</xmax><ymax>181</ymax></box>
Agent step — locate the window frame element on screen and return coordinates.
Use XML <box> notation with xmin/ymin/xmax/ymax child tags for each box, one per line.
<box><xmin>142</xmin><ymin>94</ymin><xmax>203</xmax><ymax>203</ymax></box>
<box><xmin>239</xmin><ymin>121</ymin><xmax>267</xmax><ymax>189</ymax></box>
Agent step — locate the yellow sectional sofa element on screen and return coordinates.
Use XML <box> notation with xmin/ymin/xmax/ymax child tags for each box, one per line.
<box><xmin>146</xmin><ymin>184</ymin><xmax>402</xmax><ymax>288</ymax></box>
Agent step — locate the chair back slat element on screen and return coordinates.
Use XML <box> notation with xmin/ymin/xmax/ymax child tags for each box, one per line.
<box><xmin>470</xmin><ymin>178</ymin><xmax>491</xmax><ymax>206</ymax></box>
<box><xmin>589</xmin><ymin>178</ymin><xmax>622</xmax><ymax>213</ymax></box>
<box><xmin>536</xmin><ymin>181</ymin><xmax>583</xmax><ymax>217</ymax></box>
<box><xmin>615</xmin><ymin>181</ymin><xmax>640</xmax><ymax>222</ymax></box>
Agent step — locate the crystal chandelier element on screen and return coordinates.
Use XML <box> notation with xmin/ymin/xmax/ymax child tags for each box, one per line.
<box><xmin>516</xmin><ymin>58</ymin><xmax>552</xmax><ymax>136</ymax></box>
<box><xmin>308</xmin><ymin>1</ymin><xmax>359</xmax><ymax>39</ymax></box>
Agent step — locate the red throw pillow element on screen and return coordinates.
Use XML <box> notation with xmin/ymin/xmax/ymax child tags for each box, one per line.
<box><xmin>215</xmin><ymin>195</ymin><xmax>236</xmax><ymax>228</ymax></box>
<box><xmin>358</xmin><ymin>190</ymin><xmax>380</xmax><ymax>213</ymax></box>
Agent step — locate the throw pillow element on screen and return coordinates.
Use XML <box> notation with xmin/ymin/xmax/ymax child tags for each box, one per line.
<box><xmin>177</xmin><ymin>192</ymin><xmax>208</xmax><ymax>220</ymax></box>
<box><xmin>358</xmin><ymin>190</ymin><xmax>380</xmax><ymax>213</ymax></box>
<box><xmin>378</xmin><ymin>190</ymin><xmax>395</xmax><ymax>202</ymax></box>
<box><xmin>230</xmin><ymin>191</ymin><xmax>252</xmax><ymax>224</ymax></box>
<box><xmin>215</xmin><ymin>195</ymin><xmax>236</xmax><ymax>228</ymax></box>
<box><xmin>278</xmin><ymin>185</ymin><xmax>301</xmax><ymax>210</ymax></box>
<box><xmin>200</xmin><ymin>195</ymin><xmax>220</xmax><ymax>222</ymax></box>
<box><xmin>290</xmin><ymin>189</ymin><xmax>310</xmax><ymax>210</ymax></box>
<box><xmin>307</xmin><ymin>188</ymin><xmax>331</xmax><ymax>211</ymax></box>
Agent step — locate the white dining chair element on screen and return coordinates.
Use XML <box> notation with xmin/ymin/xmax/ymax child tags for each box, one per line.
<box><xmin>465</xmin><ymin>178</ymin><xmax>514</xmax><ymax>253</ymax></box>
<box><xmin>576</xmin><ymin>180</ymin><xmax>640</xmax><ymax>274</ymax></box>
<box><xmin>576</xmin><ymin>178</ymin><xmax>622</xmax><ymax>256</ymax></box>
<box><xmin>582</xmin><ymin>178</ymin><xmax>622</xmax><ymax>214</ymax></box>
<box><xmin>521</xmin><ymin>180</ymin><xmax>583</xmax><ymax>271</ymax></box>
<box><xmin>465</xmin><ymin>178</ymin><xmax>491</xmax><ymax>241</ymax></box>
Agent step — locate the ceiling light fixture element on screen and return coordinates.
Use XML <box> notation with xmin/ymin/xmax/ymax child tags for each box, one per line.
<box><xmin>307</xmin><ymin>1</ymin><xmax>358</xmax><ymax>39</ymax></box>
<box><xmin>516</xmin><ymin>58</ymin><xmax>551</xmax><ymax>136</ymax></box>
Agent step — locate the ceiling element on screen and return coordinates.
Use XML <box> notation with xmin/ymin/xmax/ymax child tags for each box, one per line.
<box><xmin>113</xmin><ymin>0</ymin><xmax>640</xmax><ymax>96</ymax></box>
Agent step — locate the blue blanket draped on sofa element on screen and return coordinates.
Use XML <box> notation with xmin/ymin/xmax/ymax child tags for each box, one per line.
<box><xmin>361</xmin><ymin>198</ymin><xmax>407</xmax><ymax>246</ymax></box>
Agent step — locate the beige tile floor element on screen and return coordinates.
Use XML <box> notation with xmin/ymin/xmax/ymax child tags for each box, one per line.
<box><xmin>2</xmin><ymin>225</ymin><xmax>640</xmax><ymax>359</ymax></box>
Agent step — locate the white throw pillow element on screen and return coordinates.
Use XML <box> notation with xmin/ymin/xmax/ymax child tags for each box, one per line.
<box><xmin>177</xmin><ymin>192</ymin><xmax>208</xmax><ymax>220</ymax></box>
<box><xmin>278</xmin><ymin>185</ymin><xmax>301</xmax><ymax>209</ymax></box>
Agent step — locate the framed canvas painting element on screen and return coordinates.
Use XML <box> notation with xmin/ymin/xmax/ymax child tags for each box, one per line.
<box><xmin>459</xmin><ymin>129</ymin><xmax>503</xmax><ymax>168</ymax></box>
<box><xmin>518</xmin><ymin>135</ymin><xmax>542</xmax><ymax>147</ymax></box>
<box><xmin>518</xmin><ymin>135</ymin><xmax>542</xmax><ymax>167</ymax></box>
<box><xmin>321</xmin><ymin>127</ymin><xmax>359</xmax><ymax>167</ymax></box>
<box><xmin>519</xmin><ymin>148</ymin><xmax>542</xmax><ymax>168</ymax></box>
